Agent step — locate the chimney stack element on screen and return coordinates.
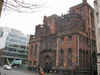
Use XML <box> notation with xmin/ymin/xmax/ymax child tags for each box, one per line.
<box><xmin>83</xmin><ymin>0</ymin><xmax>87</xmax><ymax>3</ymax></box>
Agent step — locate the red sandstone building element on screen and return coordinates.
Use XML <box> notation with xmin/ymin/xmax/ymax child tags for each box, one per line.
<box><xmin>28</xmin><ymin>0</ymin><xmax>97</xmax><ymax>74</ymax></box>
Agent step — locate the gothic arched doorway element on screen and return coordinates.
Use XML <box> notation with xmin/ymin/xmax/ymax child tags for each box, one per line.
<box><xmin>44</xmin><ymin>55</ymin><xmax>51</xmax><ymax>72</ymax></box>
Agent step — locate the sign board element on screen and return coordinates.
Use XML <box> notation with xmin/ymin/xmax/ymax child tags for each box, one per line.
<box><xmin>13</xmin><ymin>60</ymin><xmax>22</xmax><ymax>64</ymax></box>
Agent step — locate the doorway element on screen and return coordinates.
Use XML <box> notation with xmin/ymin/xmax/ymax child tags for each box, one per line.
<box><xmin>44</xmin><ymin>55</ymin><xmax>52</xmax><ymax>72</ymax></box>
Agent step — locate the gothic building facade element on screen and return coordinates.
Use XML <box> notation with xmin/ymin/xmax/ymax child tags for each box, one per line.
<box><xmin>28</xmin><ymin>0</ymin><xmax>97</xmax><ymax>74</ymax></box>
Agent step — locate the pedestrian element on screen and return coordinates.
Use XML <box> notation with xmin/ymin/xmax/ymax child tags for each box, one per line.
<box><xmin>39</xmin><ymin>68</ymin><xmax>44</xmax><ymax>75</ymax></box>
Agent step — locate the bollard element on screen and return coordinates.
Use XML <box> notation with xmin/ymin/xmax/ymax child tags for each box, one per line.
<box><xmin>0</xmin><ymin>72</ymin><xmax>1</xmax><ymax>75</ymax></box>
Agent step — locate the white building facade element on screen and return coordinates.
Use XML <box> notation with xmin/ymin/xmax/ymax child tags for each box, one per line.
<box><xmin>94</xmin><ymin>0</ymin><xmax>100</xmax><ymax>75</ymax></box>
<box><xmin>0</xmin><ymin>26</ymin><xmax>29</xmax><ymax>67</ymax></box>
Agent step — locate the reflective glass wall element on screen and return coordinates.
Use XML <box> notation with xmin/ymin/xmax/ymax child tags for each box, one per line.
<box><xmin>4</xmin><ymin>33</ymin><xmax>29</xmax><ymax>60</ymax></box>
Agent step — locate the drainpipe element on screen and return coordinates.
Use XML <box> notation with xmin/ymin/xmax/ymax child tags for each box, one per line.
<box><xmin>56</xmin><ymin>38</ymin><xmax>59</xmax><ymax>67</ymax></box>
<box><xmin>77</xmin><ymin>35</ymin><xmax>79</xmax><ymax>67</ymax></box>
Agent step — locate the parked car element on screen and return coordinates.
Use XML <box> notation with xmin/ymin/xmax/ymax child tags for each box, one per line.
<box><xmin>3</xmin><ymin>65</ymin><xmax>8</xmax><ymax>69</ymax></box>
<box><xmin>3</xmin><ymin>65</ymin><xmax>11</xmax><ymax>70</ymax></box>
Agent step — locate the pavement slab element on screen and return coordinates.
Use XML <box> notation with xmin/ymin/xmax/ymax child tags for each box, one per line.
<box><xmin>0</xmin><ymin>67</ymin><xmax>62</xmax><ymax>75</ymax></box>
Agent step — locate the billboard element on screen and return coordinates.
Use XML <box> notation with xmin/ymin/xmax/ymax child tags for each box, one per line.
<box><xmin>13</xmin><ymin>60</ymin><xmax>22</xmax><ymax>64</ymax></box>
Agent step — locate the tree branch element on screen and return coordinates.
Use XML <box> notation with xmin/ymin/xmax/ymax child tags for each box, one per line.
<box><xmin>3</xmin><ymin>0</ymin><xmax>46</xmax><ymax>13</ymax></box>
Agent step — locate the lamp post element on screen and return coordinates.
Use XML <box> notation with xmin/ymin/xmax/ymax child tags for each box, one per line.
<box><xmin>89</xmin><ymin>9</ymin><xmax>93</xmax><ymax>75</ymax></box>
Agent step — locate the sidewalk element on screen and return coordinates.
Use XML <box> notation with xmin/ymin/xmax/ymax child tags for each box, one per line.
<box><xmin>27</xmin><ymin>70</ymin><xmax>63</xmax><ymax>75</ymax></box>
<box><xmin>14</xmin><ymin>68</ymin><xmax>63</xmax><ymax>75</ymax></box>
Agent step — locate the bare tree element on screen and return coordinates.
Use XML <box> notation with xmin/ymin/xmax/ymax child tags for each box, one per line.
<box><xmin>2</xmin><ymin>0</ymin><xmax>46</xmax><ymax>13</ymax></box>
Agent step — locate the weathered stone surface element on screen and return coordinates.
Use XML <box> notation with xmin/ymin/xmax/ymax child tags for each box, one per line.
<box><xmin>28</xmin><ymin>0</ymin><xmax>96</xmax><ymax>72</ymax></box>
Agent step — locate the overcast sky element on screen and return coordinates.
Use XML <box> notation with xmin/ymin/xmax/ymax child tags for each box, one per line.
<box><xmin>0</xmin><ymin>0</ymin><xmax>94</xmax><ymax>35</ymax></box>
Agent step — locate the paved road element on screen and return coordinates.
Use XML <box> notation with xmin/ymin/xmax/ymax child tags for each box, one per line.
<box><xmin>0</xmin><ymin>67</ymin><xmax>37</xmax><ymax>75</ymax></box>
<box><xmin>0</xmin><ymin>67</ymin><xmax>62</xmax><ymax>75</ymax></box>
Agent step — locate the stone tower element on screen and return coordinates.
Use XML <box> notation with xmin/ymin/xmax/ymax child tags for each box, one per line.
<box><xmin>28</xmin><ymin>0</ymin><xmax>97</xmax><ymax>74</ymax></box>
<box><xmin>83</xmin><ymin>0</ymin><xmax>87</xmax><ymax>3</ymax></box>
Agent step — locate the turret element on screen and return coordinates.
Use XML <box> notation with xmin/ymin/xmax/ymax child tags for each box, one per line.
<box><xmin>83</xmin><ymin>0</ymin><xmax>87</xmax><ymax>3</ymax></box>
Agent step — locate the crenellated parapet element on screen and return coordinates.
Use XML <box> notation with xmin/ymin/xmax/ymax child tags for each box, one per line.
<box><xmin>35</xmin><ymin>24</ymin><xmax>51</xmax><ymax>38</ymax></box>
<box><xmin>63</xmin><ymin>13</ymin><xmax>82</xmax><ymax>19</ymax></box>
<box><xmin>55</xmin><ymin>12</ymin><xmax>84</xmax><ymax>34</ymax></box>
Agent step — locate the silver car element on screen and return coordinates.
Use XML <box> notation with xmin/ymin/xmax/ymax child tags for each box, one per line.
<box><xmin>3</xmin><ymin>65</ymin><xmax>11</xmax><ymax>70</ymax></box>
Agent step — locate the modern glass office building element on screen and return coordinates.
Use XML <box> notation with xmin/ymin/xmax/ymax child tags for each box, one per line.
<box><xmin>0</xmin><ymin>26</ymin><xmax>29</xmax><ymax>67</ymax></box>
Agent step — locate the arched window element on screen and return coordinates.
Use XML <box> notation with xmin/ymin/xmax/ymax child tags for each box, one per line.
<box><xmin>79</xmin><ymin>49</ymin><xmax>82</xmax><ymax>68</ymax></box>
<box><xmin>90</xmin><ymin>12</ymin><xmax>94</xmax><ymax>26</ymax></box>
<box><xmin>30</xmin><ymin>45</ymin><xmax>33</xmax><ymax>56</ymax></box>
<box><xmin>34</xmin><ymin>44</ymin><xmax>38</xmax><ymax>57</ymax></box>
<box><xmin>61</xmin><ymin>37</ymin><xmax>64</xmax><ymax>43</ymax></box>
<box><xmin>59</xmin><ymin>49</ymin><xmax>64</xmax><ymax>67</ymax></box>
<box><xmin>68</xmin><ymin>48</ymin><xmax>72</xmax><ymax>68</ymax></box>
<box><xmin>83</xmin><ymin>50</ymin><xmax>85</xmax><ymax>67</ymax></box>
<box><xmin>30</xmin><ymin>61</ymin><xmax>32</xmax><ymax>65</ymax></box>
<box><xmin>79</xmin><ymin>36</ymin><xmax>81</xmax><ymax>41</ymax></box>
<box><xmin>53</xmin><ymin>51</ymin><xmax>56</xmax><ymax>66</ymax></box>
<box><xmin>92</xmin><ymin>51</ymin><xmax>97</xmax><ymax>65</ymax></box>
<box><xmin>86</xmin><ymin>51</ymin><xmax>88</xmax><ymax>67</ymax></box>
<box><xmin>68</xmin><ymin>36</ymin><xmax>72</xmax><ymax>42</ymax></box>
<box><xmin>39</xmin><ymin>52</ymin><xmax>43</xmax><ymax>66</ymax></box>
<box><xmin>34</xmin><ymin>61</ymin><xmax>36</xmax><ymax>65</ymax></box>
